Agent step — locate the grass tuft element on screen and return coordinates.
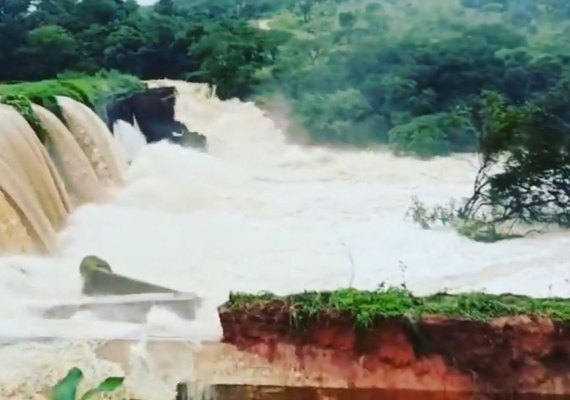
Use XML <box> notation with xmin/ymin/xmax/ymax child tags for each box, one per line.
<box><xmin>0</xmin><ymin>94</ymin><xmax>48</xmax><ymax>142</ymax></box>
<box><xmin>225</xmin><ymin>287</ymin><xmax>570</xmax><ymax>328</ymax></box>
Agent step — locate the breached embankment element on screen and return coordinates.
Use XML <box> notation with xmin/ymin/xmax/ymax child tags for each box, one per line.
<box><xmin>197</xmin><ymin>290</ymin><xmax>570</xmax><ymax>399</ymax></box>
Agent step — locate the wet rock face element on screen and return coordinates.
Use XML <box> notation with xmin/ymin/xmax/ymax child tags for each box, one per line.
<box><xmin>106</xmin><ymin>87</ymin><xmax>207</xmax><ymax>150</ymax></box>
<box><xmin>217</xmin><ymin>305</ymin><xmax>570</xmax><ymax>396</ymax></box>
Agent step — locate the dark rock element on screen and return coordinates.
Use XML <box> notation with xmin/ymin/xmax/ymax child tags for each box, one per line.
<box><xmin>65</xmin><ymin>255</ymin><xmax>202</xmax><ymax>322</ymax></box>
<box><xmin>80</xmin><ymin>255</ymin><xmax>176</xmax><ymax>296</ymax></box>
<box><xmin>105</xmin><ymin>87</ymin><xmax>207</xmax><ymax>150</ymax></box>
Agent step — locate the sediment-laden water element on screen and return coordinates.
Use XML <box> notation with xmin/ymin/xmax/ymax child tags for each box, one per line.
<box><xmin>1</xmin><ymin>81</ymin><xmax>569</xmax><ymax>398</ymax></box>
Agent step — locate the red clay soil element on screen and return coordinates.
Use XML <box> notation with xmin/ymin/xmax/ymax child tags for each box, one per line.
<box><xmin>218</xmin><ymin>302</ymin><xmax>570</xmax><ymax>397</ymax></box>
<box><xmin>210</xmin><ymin>385</ymin><xmax>565</xmax><ymax>400</ymax></box>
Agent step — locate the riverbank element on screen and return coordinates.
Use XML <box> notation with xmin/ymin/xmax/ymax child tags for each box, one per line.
<box><xmin>215</xmin><ymin>289</ymin><xmax>570</xmax><ymax>396</ymax></box>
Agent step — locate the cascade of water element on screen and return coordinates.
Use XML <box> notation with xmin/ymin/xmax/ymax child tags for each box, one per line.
<box><xmin>57</xmin><ymin>96</ymin><xmax>125</xmax><ymax>186</ymax></box>
<box><xmin>113</xmin><ymin>120</ymin><xmax>147</xmax><ymax>164</ymax></box>
<box><xmin>2</xmin><ymin>105</ymin><xmax>72</xmax><ymax>227</ymax></box>
<box><xmin>148</xmin><ymin>80</ymin><xmax>287</xmax><ymax>166</ymax></box>
<box><xmin>133</xmin><ymin>114</ymin><xmax>142</xmax><ymax>132</ymax></box>
<box><xmin>5</xmin><ymin>79</ymin><xmax>570</xmax><ymax>400</ymax></box>
<box><xmin>0</xmin><ymin>190</ymin><xmax>35</xmax><ymax>254</ymax></box>
<box><xmin>0</xmin><ymin>106</ymin><xmax>72</xmax><ymax>247</ymax></box>
<box><xmin>0</xmin><ymin>136</ymin><xmax>58</xmax><ymax>253</ymax></box>
<box><xmin>32</xmin><ymin>104</ymin><xmax>106</xmax><ymax>206</ymax></box>
<box><xmin>0</xmin><ymin>96</ymin><xmax>128</xmax><ymax>254</ymax></box>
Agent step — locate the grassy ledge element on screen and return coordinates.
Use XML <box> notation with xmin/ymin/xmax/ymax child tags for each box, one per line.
<box><xmin>225</xmin><ymin>287</ymin><xmax>570</xmax><ymax>328</ymax></box>
<box><xmin>0</xmin><ymin>72</ymin><xmax>145</xmax><ymax>139</ymax></box>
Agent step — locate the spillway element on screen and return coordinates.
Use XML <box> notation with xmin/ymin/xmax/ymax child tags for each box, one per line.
<box><xmin>1</xmin><ymin>81</ymin><xmax>569</xmax><ymax>399</ymax></box>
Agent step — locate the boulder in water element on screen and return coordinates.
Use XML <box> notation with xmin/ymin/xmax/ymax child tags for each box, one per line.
<box><xmin>78</xmin><ymin>255</ymin><xmax>202</xmax><ymax>321</ymax></box>
<box><xmin>80</xmin><ymin>255</ymin><xmax>176</xmax><ymax>296</ymax></box>
<box><xmin>106</xmin><ymin>87</ymin><xmax>207</xmax><ymax>150</ymax></box>
<box><xmin>26</xmin><ymin>255</ymin><xmax>202</xmax><ymax>323</ymax></box>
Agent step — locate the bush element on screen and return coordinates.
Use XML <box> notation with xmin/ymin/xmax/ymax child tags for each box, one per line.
<box><xmin>296</xmin><ymin>89</ymin><xmax>382</xmax><ymax>145</ymax></box>
<box><xmin>388</xmin><ymin>112</ymin><xmax>477</xmax><ymax>158</ymax></box>
<box><xmin>0</xmin><ymin>72</ymin><xmax>145</xmax><ymax>116</ymax></box>
<box><xmin>0</xmin><ymin>94</ymin><xmax>47</xmax><ymax>142</ymax></box>
<box><xmin>406</xmin><ymin>196</ymin><xmax>523</xmax><ymax>243</ymax></box>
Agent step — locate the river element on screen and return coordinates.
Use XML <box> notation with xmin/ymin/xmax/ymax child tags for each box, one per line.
<box><xmin>1</xmin><ymin>81</ymin><xmax>569</xmax><ymax>398</ymax></box>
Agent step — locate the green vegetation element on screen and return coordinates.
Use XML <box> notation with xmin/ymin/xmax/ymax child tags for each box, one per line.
<box><xmin>2</xmin><ymin>0</ymin><xmax>570</xmax><ymax>232</ymax></box>
<box><xmin>254</xmin><ymin>0</ymin><xmax>570</xmax><ymax>155</ymax></box>
<box><xmin>226</xmin><ymin>286</ymin><xmax>570</xmax><ymax>327</ymax></box>
<box><xmin>0</xmin><ymin>0</ymin><xmax>282</xmax><ymax>99</ymax></box>
<box><xmin>0</xmin><ymin>72</ymin><xmax>144</xmax><ymax>113</ymax></box>
<box><xmin>0</xmin><ymin>94</ymin><xmax>48</xmax><ymax>141</ymax></box>
<box><xmin>2</xmin><ymin>0</ymin><xmax>570</xmax><ymax>152</ymax></box>
<box><xmin>405</xmin><ymin>196</ymin><xmax>525</xmax><ymax>243</ymax></box>
<box><xmin>0</xmin><ymin>72</ymin><xmax>144</xmax><ymax>140</ymax></box>
<box><xmin>48</xmin><ymin>367</ymin><xmax>124</xmax><ymax>400</ymax></box>
<box><xmin>407</xmin><ymin>89</ymin><xmax>570</xmax><ymax>239</ymax></box>
<box><xmin>2</xmin><ymin>0</ymin><xmax>570</xmax><ymax>150</ymax></box>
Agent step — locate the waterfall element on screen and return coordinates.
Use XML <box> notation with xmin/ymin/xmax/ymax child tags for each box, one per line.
<box><xmin>134</xmin><ymin>114</ymin><xmax>142</xmax><ymax>132</ymax></box>
<box><xmin>113</xmin><ymin>119</ymin><xmax>147</xmax><ymax>164</ymax></box>
<box><xmin>0</xmin><ymin>105</ymin><xmax>71</xmax><ymax>253</ymax></box>
<box><xmin>0</xmin><ymin>169</ymin><xmax>44</xmax><ymax>253</ymax></box>
<box><xmin>0</xmin><ymin>105</ymin><xmax>71</xmax><ymax>227</ymax></box>
<box><xmin>57</xmin><ymin>96</ymin><xmax>125</xmax><ymax>186</ymax></box>
<box><xmin>0</xmin><ymin>97</ymin><xmax>126</xmax><ymax>254</ymax></box>
<box><xmin>4</xmin><ymin>79</ymin><xmax>570</xmax><ymax>400</ymax></box>
<box><xmin>32</xmin><ymin>104</ymin><xmax>106</xmax><ymax>206</ymax></box>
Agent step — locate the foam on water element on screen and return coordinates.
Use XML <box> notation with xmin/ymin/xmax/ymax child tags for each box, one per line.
<box><xmin>113</xmin><ymin>119</ymin><xmax>148</xmax><ymax>164</ymax></box>
<box><xmin>1</xmin><ymin>80</ymin><xmax>570</xmax><ymax>397</ymax></box>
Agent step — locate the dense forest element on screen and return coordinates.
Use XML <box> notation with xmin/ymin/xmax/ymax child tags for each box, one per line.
<box><xmin>2</xmin><ymin>0</ymin><xmax>570</xmax><ymax>234</ymax></box>
<box><xmin>2</xmin><ymin>0</ymin><xmax>570</xmax><ymax>153</ymax></box>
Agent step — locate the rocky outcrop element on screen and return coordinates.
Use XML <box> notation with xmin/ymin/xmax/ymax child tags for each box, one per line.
<box><xmin>105</xmin><ymin>87</ymin><xmax>207</xmax><ymax>150</ymax></box>
<box><xmin>27</xmin><ymin>255</ymin><xmax>204</xmax><ymax>322</ymax></box>
<box><xmin>79</xmin><ymin>255</ymin><xmax>177</xmax><ymax>296</ymax></box>
<box><xmin>217</xmin><ymin>301</ymin><xmax>570</xmax><ymax>398</ymax></box>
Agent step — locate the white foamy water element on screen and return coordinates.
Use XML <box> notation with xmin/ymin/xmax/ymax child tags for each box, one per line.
<box><xmin>113</xmin><ymin>119</ymin><xmax>148</xmax><ymax>164</ymax></box>
<box><xmin>2</xmin><ymin>80</ymin><xmax>570</xmax><ymax>397</ymax></box>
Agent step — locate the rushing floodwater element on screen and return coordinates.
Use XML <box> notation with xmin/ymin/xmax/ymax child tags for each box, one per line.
<box><xmin>2</xmin><ymin>81</ymin><xmax>570</xmax><ymax>397</ymax></box>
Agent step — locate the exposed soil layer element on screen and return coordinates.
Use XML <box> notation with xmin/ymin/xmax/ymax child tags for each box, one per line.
<box><xmin>210</xmin><ymin>385</ymin><xmax>568</xmax><ymax>400</ymax></box>
<box><xmin>218</xmin><ymin>303</ymin><xmax>570</xmax><ymax>396</ymax></box>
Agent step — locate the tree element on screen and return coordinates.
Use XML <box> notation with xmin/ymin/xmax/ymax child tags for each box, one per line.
<box><xmin>154</xmin><ymin>0</ymin><xmax>175</xmax><ymax>16</ymax></box>
<box><xmin>461</xmin><ymin>92</ymin><xmax>570</xmax><ymax>227</ymax></box>
<box><xmin>188</xmin><ymin>22</ymin><xmax>275</xmax><ymax>99</ymax></box>
<box><xmin>388</xmin><ymin>111</ymin><xmax>476</xmax><ymax>157</ymax></box>
<box><xmin>27</xmin><ymin>0</ymin><xmax>79</xmax><ymax>27</ymax></box>
<box><xmin>102</xmin><ymin>24</ymin><xmax>147</xmax><ymax>76</ymax></box>
<box><xmin>542</xmin><ymin>0</ymin><xmax>570</xmax><ymax>17</ymax></box>
<box><xmin>299</xmin><ymin>0</ymin><xmax>312</xmax><ymax>22</ymax></box>
<box><xmin>338</xmin><ymin>11</ymin><xmax>356</xmax><ymax>29</ymax></box>
<box><xmin>0</xmin><ymin>0</ymin><xmax>33</xmax><ymax>22</ymax></box>
<box><xmin>296</xmin><ymin>89</ymin><xmax>375</xmax><ymax>144</ymax></box>
<box><xmin>21</xmin><ymin>24</ymin><xmax>77</xmax><ymax>78</ymax></box>
<box><xmin>74</xmin><ymin>0</ymin><xmax>121</xmax><ymax>25</ymax></box>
